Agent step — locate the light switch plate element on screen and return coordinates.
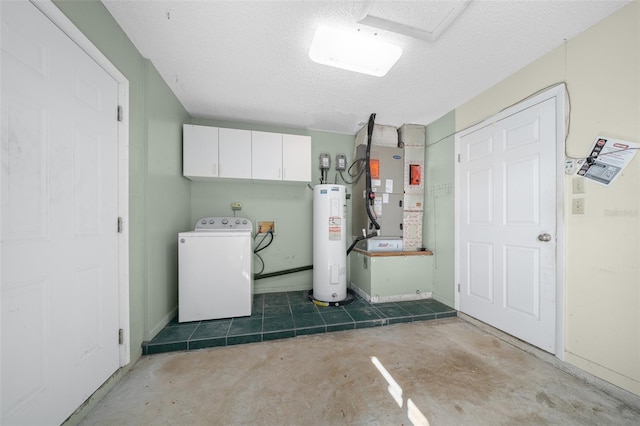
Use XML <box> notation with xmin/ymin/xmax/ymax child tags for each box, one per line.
<box><xmin>572</xmin><ymin>177</ymin><xmax>585</xmax><ymax>194</ymax></box>
<box><xmin>572</xmin><ymin>198</ymin><xmax>585</xmax><ymax>214</ymax></box>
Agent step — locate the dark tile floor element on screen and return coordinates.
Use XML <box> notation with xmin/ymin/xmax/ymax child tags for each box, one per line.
<box><xmin>142</xmin><ymin>290</ymin><xmax>456</xmax><ymax>355</ymax></box>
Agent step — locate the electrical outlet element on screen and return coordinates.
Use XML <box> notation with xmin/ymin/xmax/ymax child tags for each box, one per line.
<box><xmin>257</xmin><ymin>220</ymin><xmax>275</xmax><ymax>234</ymax></box>
<box><xmin>231</xmin><ymin>201</ymin><xmax>242</xmax><ymax>211</ymax></box>
<box><xmin>572</xmin><ymin>198</ymin><xmax>585</xmax><ymax>214</ymax></box>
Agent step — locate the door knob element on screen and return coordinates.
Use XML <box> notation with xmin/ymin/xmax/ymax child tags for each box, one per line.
<box><xmin>538</xmin><ymin>233</ymin><xmax>552</xmax><ymax>242</ymax></box>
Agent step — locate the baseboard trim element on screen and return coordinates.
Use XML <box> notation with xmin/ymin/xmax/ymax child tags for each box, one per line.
<box><xmin>145</xmin><ymin>306</ymin><xmax>178</xmax><ymax>341</ymax></box>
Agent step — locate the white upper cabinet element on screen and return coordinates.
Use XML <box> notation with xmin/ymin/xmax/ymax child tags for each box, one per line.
<box><xmin>183</xmin><ymin>124</ymin><xmax>311</xmax><ymax>182</ymax></box>
<box><xmin>219</xmin><ymin>128</ymin><xmax>252</xmax><ymax>179</ymax></box>
<box><xmin>183</xmin><ymin>124</ymin><xmax>219</xmax><ymax>178</ymax></box>
<box><xmin>283</xmin><ymin>134</ymin><xmax>311</xmax><ymax>182</ymax></box>
<box><xmin>252</xmin><ymin>131</ymin><xmax>283</xmax><ymax>180</ymax></box>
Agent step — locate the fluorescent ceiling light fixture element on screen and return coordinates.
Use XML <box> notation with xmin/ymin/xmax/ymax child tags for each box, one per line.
<box><xmin>309</xmin><ymin>25</ymin><xmax>402</xmax><ymax>77</ymax></box>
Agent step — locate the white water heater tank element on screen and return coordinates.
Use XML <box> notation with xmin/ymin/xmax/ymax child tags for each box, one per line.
<box><xmin>313</xmin><ymin>184</ymin><xmax>347</xmax><ymax>302</ymax></box>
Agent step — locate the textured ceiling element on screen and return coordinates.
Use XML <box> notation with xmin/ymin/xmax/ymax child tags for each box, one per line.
<box><xmin>102</xmin><ymin>0</ymin><xmax>630</xmax><ymax>135</ymax></box>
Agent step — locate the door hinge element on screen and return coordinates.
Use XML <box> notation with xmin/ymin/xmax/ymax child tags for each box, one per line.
<box><xmin>117</xmin><ymin>105</ymin><xmax>123</xmax><ymax>122</ymax></box>
<box><xmin>457</xmin><ymin>154</ymin><xmax>461</xmax><ymax>163</ymax></box>
<box><xmin>117</xmin><ymin>217</ymin><xmax>123</xmax><ymax>233</ymax></box>
<box><xmin>457</xmin><ymin>283</ymin><xmax>461</xmax><ymax>292</ymax></box>
<box><xmin>118</xmin><ymin>328</ymin><xmax>124</xmax><ymax>345</ymax></box>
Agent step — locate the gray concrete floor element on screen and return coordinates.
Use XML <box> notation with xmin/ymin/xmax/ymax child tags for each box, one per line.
<box><xmin>79</xmin><ymin>318</ymin><xmax>640</xmax><ymax>425</ymax></box>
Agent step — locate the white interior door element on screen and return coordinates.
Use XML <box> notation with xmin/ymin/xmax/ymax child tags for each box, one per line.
<box><xmin>1</xmin><ymin>1</ymin><xmax>121</xmax><ymax>423</ymax></box>
<box><xmin>458</xmin><ymin>97</ymin><xmax>557</xmax><ymax>353</ymax></box>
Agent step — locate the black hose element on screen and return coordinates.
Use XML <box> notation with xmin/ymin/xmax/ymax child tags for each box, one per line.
<box><xmin>346</xmin><ymin>238</ymin><xmax>362</xmax><ymax>256</ymax></box>
<box><xmin>253</xmin><ymin>231</ymin><xmax>273</xmax><ymax>276</ymax></box>
<box><xmin>254</xmin><ymin>265</ymin><xmax>313</xmax><ymax>280</ymax></box>
<box><xmin>254</xmin><ymin>231</ymin><xmax>273</xmax><ymax>253</ymax></box>
<box><xmin>339</xmin><ymin>159</ymin><xmax>365</xmax><ymax>185</ymax></box>
<box><xmin>365</xmin><ymin>113</ymin><xmax>380</xmax><ymax>230</ymax></box>
<box><xmin>254</xmin><ymin>252</ymin><xmax>265</xmax><ymax>275</ymax></box>
<box><xmin>346</xmin><ymin>232</ymin><xmax>379</xmax><ymax>256</ymax></box>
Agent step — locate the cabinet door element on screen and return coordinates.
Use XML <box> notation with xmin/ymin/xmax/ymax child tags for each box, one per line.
<box><xmin>282</xmin><ymin>134</ymin><xmax>311</xmax><ymax>182</ymax></box>
<box><xmin>183</xmin><ymin>124</ymin><xmax>218</xmax><ymax>178</ymax></box>
<box><xmin>252</xmin><ymin>131</ymin><xmax>283</xmax><ymax>180</ymax></box>
<box><xmin>219</xmin><ymin>128</ymin><xmax>251</xmax><ymax>178</ymax></box>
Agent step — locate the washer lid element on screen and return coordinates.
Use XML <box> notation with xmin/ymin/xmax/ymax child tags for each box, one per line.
<box><xmin>194</xmin><ymin>216</ymin><xmax>252</xmax><ymax>232</ymax></box>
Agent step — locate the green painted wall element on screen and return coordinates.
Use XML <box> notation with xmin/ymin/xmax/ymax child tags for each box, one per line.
<box><xmin>189</xmin><ymin>117</ymin><xmax>355</xmax><ymax>293</ymax></box>
<box><xmin>144</xmin><ymin>63</ymin><xmax>192</xmax><ymax>339</ymax></box>
<box><xmin>424</xmin><ymin>111</ymin><xmax>455</xmax><ymax>307</ymax></box>
<box><xmin>53</xmin><ymin>0</ymin><xmax>191</xmax><ymax>355</ymax></box>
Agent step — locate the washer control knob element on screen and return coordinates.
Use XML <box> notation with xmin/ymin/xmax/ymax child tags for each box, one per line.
<box><xmin>242</xmin><ymin>220</ymin><xmax>248</xmax><ymax>225</ymax></box>
<box><xmin>209</xmin><ymin>219</ymin><xmax>214</xmax><ymax>224</ymax></box>
<box><xmin>235</xmin><ymin>219</ymin><xmax>240</xmax><ymax>224</ymax></box>
<box><xmin>222</xmin><ymin>219</ymin><xmax>228</xmax><ymax>225</ymax></box>
<box><xmin>201</xmin><ymin>220</ymin><xmax>206</xmax><ymax>224</ymax></box>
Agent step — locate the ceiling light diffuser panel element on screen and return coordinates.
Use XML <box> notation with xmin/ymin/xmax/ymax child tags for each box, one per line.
<box><xmin>308</xmin><ymin>25</ymin><xmax>402</xmax><ymax>77</ymax></box>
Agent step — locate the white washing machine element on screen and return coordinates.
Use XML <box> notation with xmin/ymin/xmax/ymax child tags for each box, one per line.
<box><xmin>178</xmin><ymin>217</ymin><xmax>253</xmax><ymax>322</ymax></box>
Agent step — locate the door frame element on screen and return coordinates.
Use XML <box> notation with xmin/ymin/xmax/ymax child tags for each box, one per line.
<box><xmin>32</xmin><ymin>0</ymin><xmax>131</xmax><ymax>366</ymax></box>
<box><xmin>454</xmin><ymin>84</ymin><xmax>566</xmax><ymax>359</ymax></box>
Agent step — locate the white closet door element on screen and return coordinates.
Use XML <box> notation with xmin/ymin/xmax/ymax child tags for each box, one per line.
<box><xmin>458</xmin><ymin>98</ymin><xmax>557</xmax><ymax>353</ymax></box>
<box><xmin>1</xmin><ymin>1</ymin><xmax>120</xmax><ymax>423</ymax></box>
